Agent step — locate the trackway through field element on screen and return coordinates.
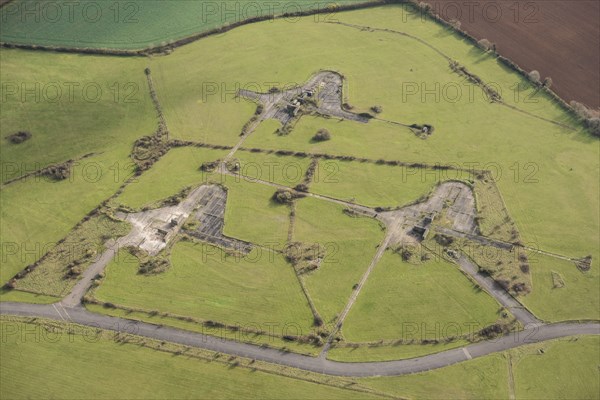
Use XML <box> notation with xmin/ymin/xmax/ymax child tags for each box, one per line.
<box><xmin>1</xmin><ymin>302</ymin><xmax>598</xmax><ymax>377</ymax></box>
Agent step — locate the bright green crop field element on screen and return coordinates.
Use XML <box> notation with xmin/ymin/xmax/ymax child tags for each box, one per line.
<box><xmin>0</xmin><ymin>0</ymin><xmax>362</xmax><ymax>49</ymax></box>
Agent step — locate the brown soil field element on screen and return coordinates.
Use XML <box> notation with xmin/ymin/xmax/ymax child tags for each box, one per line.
<box><xmin>424</xmin><ymin>0</ymin><xmax>600</xmax><ymax>109</ymax></box>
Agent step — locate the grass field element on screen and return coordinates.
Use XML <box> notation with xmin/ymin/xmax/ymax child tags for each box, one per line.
<box><xmin>0</xmin><ymin>152</ymin><xmax>137</xmax><ymax>285</ymax></box>
<box><xmin>512</xmin><ymin>335</ymin><xmax>600</xmax><ymax>399</ymax></box>
<box><xmin>84</xmin><ymin>302</ymin><xmax>322</xmax><ymax>356</ymax></box>
<box><xmin>0</xmin><ymin>0</ymin><xmax>361</xmax><ymax>50</ymax></box>
<box><xmin>92</xmin><ymin>242</ymin><xmax>314</xmax><ymax>335</ymax></box>
<box><xmin>520</xmin><ymin>253</ymin><xmax>600</xmax><ymax>322</ymax></box>
<box><xmin>235</xmin><ymin>150</ymin><xmax>313</xmax><ymax>188</ymax></box>
<box><xmin>293</xmin><ymin>197</ymin><xmax>385</xmax><ymax>325</ymax></box>
<box><xmin>0</xmin><ymin>50</ymin><xmax>153</xmax><ymax>180</ymax></box>
<box><xmin>0</xmin><ymin>287</ymin><xmax>58</xmax><ymax>304</ymax></box>
<box><xmin>359</xmin><ymin>336</ymin><xmax>600</xmax><ymax>399</ymax></box>
<box><xmin>361</xmin><ymin>353</ymin><xmax>509</xmax><ymax>399</ymax></box>
<box><xmin>219</xmin><ymin>174</ymin><xmax>290</xmax><ymax>247</ymax></box>
<box><xmin>3</xmin><ymin>4</ymin><xmax>595</xmax><ymax>288</ymax></box>
<box><xmin>0</xmin><ymin>49</ymin><xmax>154</xmax><ymax>285</ymax></box>
<box><xmin>342</xmin><ymin>251</ymin><xmax>502</xmax><ymax>342</ymax></box>
<box><xmin>3</xmin><ymin>316</ymin><xmax>596</xmax><ymax>399</ymax></box>
<box><xmin>0</xmin><ymin>317</ymin><xmax>382</xmax><ymax>400</ymax></box>
<box><xmin>309</xmin><ymin>159</ymin><xmax>457</xmax><ymax>208</ymax></box>
<box><xmin>115</xmin><ymin>146</ymin><xmax>228</xmax><ymax>209</ymax></box>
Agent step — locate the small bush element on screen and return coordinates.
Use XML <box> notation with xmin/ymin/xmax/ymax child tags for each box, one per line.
<box><xmin>312</xmin><ymin>129</ymin><xmax>331</xmax><ymax>142</ymax></box>
<box><xmin>477</xmin><ymin>38</ymin><xmax>493</xmax><ymax>51</ymax></box>
<box><xmin>370</xmin><ymin>105</ymin><xmax>383</xmax><ymax>114</ymax></box>
<box><xmin>528</xmin><ymin>70</ymin><xmax>541</xmax><ymax>84</ymax></box>
<box><xmin>42</xmin><ymin>163</ymin><xmax>71</xmax><ymax>181</ymax></box>
<box><xmin>200</xmin><ymin>160</ymin><xmax>220</xmax><ymax>172</ymax></box>
<box><xmin>294</xmin><ymin>183</ymin><xmax>309</xmax><ymax>192</ymax></box>
<box><xmin>139</xmin><ymin>258</ymin><xmax>170</xmax><ymax>275</ymax></box>
<box><xmin>584</xmin><ymin>118</ymin><xmax>600</xmax><ymax>137</ymax></box>
<box><xmin>273</xmin><ymin>189</ymin><xmax>294</xmax><ymax>204</ymax></box>
<box><xmin>6</xmin><ymin>131</ymin><xmax>32</xmax><ymax>144</ymax></box>
<box><xmin>449</xmin><ymin>19</ymin><xmax>461</xmax><ymax>30</ymax></box>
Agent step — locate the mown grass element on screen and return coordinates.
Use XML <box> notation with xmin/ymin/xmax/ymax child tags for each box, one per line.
<box><xmin>360</xmin><ymin>353</ymin><xmax>509</xmax><ymax>399</ymax></box>
<box><xmin>116</xmin><ymin>146</ymin><xmax>229</xmax><ymax>209</ymax></box>
<box><xmin>245</xmin><ymin>116</ymin><xmax>414</xmax><ymax>161</ymax></box>
<box><xmin>293</xmin><ymin>197</ymin><xmax>385</xmax><ymax>325</ymax></box>
<box><xmin>342</xmin><ymin>251</ymin><xmax>502</xmax><ymax>342</ymax></box>
<box><xmin>512</xmin><ymin>336</ymin><xmax>600</xmax><ymax>399</ymax></box>
<box><xmin>359</xmin><ymin>336</ymin><xmax>600</xmax><ymax>399</ymax></box>
<box><xmin>235</xmin><ymin>149</ymin><xmax>313</xmax><ymax>188</ymax></box>
<box><xmin>93</xmin><ymin>241</ymin><xmax>315</xmax><ymax>336</ymax></box>
<box><xmin>218</xmin><ymin>174</ymin><xmax>290</xmax><ymax>247</ymax></box>
<box><xmin>309</xmin><ymin>158</ymin><xmax>453</xmax><ymax>208</ymax></box>
<box><xmin>0</xmin><ymin>317</ymin><xmax>382</xmax><ymax>400</ymax></box>
<box><xmin>520</xmin><ymin>253</ymin><xmax>600</xmax><ymax>322</ymax></box>
<box><xmin>0</xmin><ymin>49</ymin><xmax>154</xmax><ymax>180</ymax></box>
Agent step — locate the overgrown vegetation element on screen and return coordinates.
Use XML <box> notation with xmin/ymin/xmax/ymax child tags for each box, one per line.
<box><xmin>273</xmin><ymin>188</ymin><xmax>304</xmax><ymax>204</ymax></box>
<box><xmin>449</xmin><ymin>60</ymin><xmax>501</xmax><ymax>102</ymax></box>
<box><xmin>9</xmin><ymin>214</ymin><xmax>130</xmax><ymax>297</ymax></box>
<box><xmin>5</xmin><ymin>131</ymin><xmax>32</xmax><ymax>144</ymax></box>
<box><xmin>39</xmin><ymin>161</ymin><xmax>72</xmax><ymax>181</ymax></box>
<box><xmin>284</xmin><ymin>242</ymin><xmax>326</xmax><ymax>275</ymax></box>
<box><xmin>312</xmin><ymin>128</ymin><xmax>331</xmax><ymax>142</ymax></box>
<box><xmin>127</xmin><ymin>246</ymin><xmax>171</xmax><ymax>275</ymax></box>
<box><xmin>409</xmin><ymin>123</ymin><xmax>435</xmax><ymax>139</ymax></box>
<box><xmin>570</xmin><ymin>101</ymin><xmax>600</xmax><ymax>137</ymax></box>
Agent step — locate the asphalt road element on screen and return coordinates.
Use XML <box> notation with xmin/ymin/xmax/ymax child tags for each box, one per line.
<box><xmin>1</xmin><ymin>302</ymin><xmax>597</xmax><ymax>377</ymax></box>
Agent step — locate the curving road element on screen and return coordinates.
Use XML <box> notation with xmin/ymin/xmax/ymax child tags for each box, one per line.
<box><xmin>1</xmin><ymin>302</ymin><xmax>597</xmax><ymax>377</ymax></box>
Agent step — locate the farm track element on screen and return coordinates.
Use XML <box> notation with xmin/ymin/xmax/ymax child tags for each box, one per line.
<box><xmin>1</xmin><ymin>301</ymin><xmax>598</xmax><ymax>377</ymax></box>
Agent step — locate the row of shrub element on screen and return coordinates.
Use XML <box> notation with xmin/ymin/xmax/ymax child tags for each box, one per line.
<box><xmin>236</xmin><ymin>145</ymin><xmax>468</xmax><ymax>172</ymax></box>
<box><xmin>144</xmin><ymin>68</ymin><xmax>168</xmax><ymax>138</ymax></box>
<box><xmin>449</xmin><ymin>60</ymin><xmax>501</xmax><ymax>102</ymax></box>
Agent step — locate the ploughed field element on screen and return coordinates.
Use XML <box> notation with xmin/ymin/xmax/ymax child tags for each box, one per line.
<box><xmin>424</xmin><ymin>0</ymin><xmax>600</xmax><ymax>108</ymax></box>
